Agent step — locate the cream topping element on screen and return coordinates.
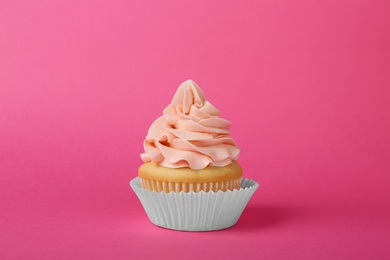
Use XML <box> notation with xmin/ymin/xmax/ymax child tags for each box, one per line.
<box><xmin>140</xmin><ymin>80</ymin><xmax>240</xmax><ymax>170</ymax></box>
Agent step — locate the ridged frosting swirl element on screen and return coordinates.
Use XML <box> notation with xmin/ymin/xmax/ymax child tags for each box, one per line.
<box><xmin>140</xmin><ymin>80</ymin><xmax>240</xmax><ymax>170</ymax></box>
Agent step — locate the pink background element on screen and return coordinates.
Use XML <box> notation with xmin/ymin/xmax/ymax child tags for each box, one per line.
<box><xmin>1</xmin><ymin>0</ymin><xmax>390</xmax><ymax>259</ymax></box>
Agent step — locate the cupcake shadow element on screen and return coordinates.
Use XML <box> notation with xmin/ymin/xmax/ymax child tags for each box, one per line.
<box><xmin>232</xmin><ymin>204</ymin><xmax>312</xmax><ymax>231</ymax></box>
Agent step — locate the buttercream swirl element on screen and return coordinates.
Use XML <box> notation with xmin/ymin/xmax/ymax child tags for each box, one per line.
<box><xmin>140</xmin><ymin>80</ymin><xmax>240</xmax><ymax>170</ymax></box>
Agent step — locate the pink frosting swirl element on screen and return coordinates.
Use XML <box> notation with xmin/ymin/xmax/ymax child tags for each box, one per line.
<box><xmin>140</xmin><ymin>80</ymin><xmax>240</xmax><ymax>170</ymax></box>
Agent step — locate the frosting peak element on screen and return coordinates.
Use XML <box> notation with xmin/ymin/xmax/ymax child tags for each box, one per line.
<box><xmin>141</xmin><ymin>80</ymin><xmax>240</xmax><ymax>170</ymax></box>
<box><xmin>171</xmin><ymin>80</ymin><xmax>206</xmax><ymax>114</ymax></box>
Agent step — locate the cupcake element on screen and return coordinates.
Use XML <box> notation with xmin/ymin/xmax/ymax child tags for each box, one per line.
<box><xmin>139</xmin><ymin>79</ymin><xmax>241</xmax><ymax>193</ymax></box>
<box><xmin>131</xmin><ymin>80</ymin><xmax>258</xmax><ymax>231</ymax></box>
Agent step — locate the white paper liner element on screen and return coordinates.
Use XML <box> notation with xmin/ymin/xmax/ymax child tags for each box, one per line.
<box><xmin>130</xmin><ymin>177</ymin><xmax>259</xmax><ymax>231</ymax></box>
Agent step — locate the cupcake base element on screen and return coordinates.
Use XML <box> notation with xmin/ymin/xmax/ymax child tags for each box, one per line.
<box><xmin>138</xmin><ymin>161</ymin><xmax>243</xmax><ymax>193</ymax></box>
<box><xmin>130</xmin><ymin>177</ymin><xmax>259</xmax><ymax>231</ymax></box>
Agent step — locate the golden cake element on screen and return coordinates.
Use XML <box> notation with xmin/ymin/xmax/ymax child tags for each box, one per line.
<box><xmin>139</xmin><ymin>161</ymin><xmax>242</xmax><ymax>193</ymax></box>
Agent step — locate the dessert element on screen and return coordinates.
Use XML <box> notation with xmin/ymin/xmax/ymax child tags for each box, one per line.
<box><xmin>130</xmin><ymin>79</ymin><xmax>259</xmax><ymax>231</ymax></box>
<box><xmin>138</xmin><ymin>79</ymin><xmax>242</xmax><ymax>193</ymax></box>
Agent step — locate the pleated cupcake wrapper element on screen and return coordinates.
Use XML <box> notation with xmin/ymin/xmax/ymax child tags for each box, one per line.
<box><xmin>130</xmin><ymin>177</ymin><xmax>259</xmax><ymax>231</ymax></box>
<box><xmin>139</xmin><ymin>178</ymin><xmax>242</xmax><ymax>193</ymax></box>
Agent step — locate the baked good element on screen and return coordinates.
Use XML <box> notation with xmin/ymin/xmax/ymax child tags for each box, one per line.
<box><xmin>138</xmin><ymin>79</ymin><xmax>242</xmax><ymax>193</ymax></box>
<box><xmin>131</xmin><ymin>79</ymin><xmax>258</xmax><ymax>231</ymax></box>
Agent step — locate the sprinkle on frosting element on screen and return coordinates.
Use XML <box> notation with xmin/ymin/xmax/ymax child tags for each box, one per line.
<box><xmin>140</xmin><ymin>80</ymin><xmax>240</xmax><ymax>170</ymax></box>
